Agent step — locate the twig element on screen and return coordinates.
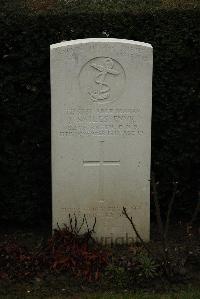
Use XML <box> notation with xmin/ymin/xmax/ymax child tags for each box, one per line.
<box><xmin>151</xmin><ymin>174</ymin><xmax>164</xmax><ymax>241</ymax></box>
<box><xmin>122</xmin><ymin>207</ymin><xmax>154</xmax><ymax>257</ymax></box>
<box><xmin>92</xmin><ymin>217</ymin><xmax>97</xmax><ymax>233</ymax></box>
<box><xmin>83</xmin><ymin>214</ymin><xmax>90</xmax><ymax>233</ymax></box>
<box><xmin>74</xmin><ymin>213</ymin><xmax>78</xmax><ymax>232</ymax></box>
<box><xmin>69</xmin><ymin>213</ymin><xmax>74</xmax><ymax>232</ymax></box>
<box><xmin>189</xmin><ymin>191</ymin><xmax>200</xmax><ymax>225</ymax></box>
<box><xmin>164</xmin><ymin>182</ymin><xmax>178</xmax><ymax>241</ymax></box>
<box><xmin>83</xmin><ymin>214</ymin><xmax>96</xmax><ymax>234</ymax></box>
<box><xmin>77</xmin><ymin>215</ymin><xmax>86</xmax><ymax>234</ymax></box>
<box><xmin>57</xmin><ymin>222</ymin><xmax>62</xmax><ymax>231</ymax></box>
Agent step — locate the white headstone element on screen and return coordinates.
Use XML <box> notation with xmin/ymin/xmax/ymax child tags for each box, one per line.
<box><xmin>51</xmin><ymin>38</ymin><xmax>153</xmax><ymax>244</ymax></box>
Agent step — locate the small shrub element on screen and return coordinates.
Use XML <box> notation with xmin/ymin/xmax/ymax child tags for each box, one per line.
<box><xmin>44</xmin><ymin>222</ymin><xmax>109</xmax><ymax>281</ymax></box>
<box><xmin>0</xmin><ymin>216</ymin><xmax>109</xmax><ymax>282</ymax></box>
<box><xmin>137</xmin><ymin>253</ymin><xmax>159</xmax><ymax>280</ymax></box>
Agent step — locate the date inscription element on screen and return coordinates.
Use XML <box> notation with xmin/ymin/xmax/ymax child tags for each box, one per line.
<box><xmin>59</xmin><ymin>108</ymin><xmax>143</xmax><ymax>137</ymax></box>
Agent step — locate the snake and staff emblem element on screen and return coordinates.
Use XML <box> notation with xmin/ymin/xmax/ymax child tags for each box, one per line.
<box><xmin>89</xmin><ymin>58</ymin><xmax>120</xmax><ymax>102</ymax></box>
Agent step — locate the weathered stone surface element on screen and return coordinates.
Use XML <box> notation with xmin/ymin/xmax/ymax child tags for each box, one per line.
<box><xmin>51</xmin><ymin>38</ymin><xmax>153</xmax><ymax>243</ymax></box>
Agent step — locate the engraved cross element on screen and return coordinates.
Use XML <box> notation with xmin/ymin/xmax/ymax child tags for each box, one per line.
<box><xmin>83</xmin><ymin>141</ymin><xmax>120</xmax><ymax>202</ymax></box>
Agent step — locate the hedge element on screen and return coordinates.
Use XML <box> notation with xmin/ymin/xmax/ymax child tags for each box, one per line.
<box><xmin>0</xmin><ymin>4</ymin><xmax>200</xmax><ymax>227</ymax></box>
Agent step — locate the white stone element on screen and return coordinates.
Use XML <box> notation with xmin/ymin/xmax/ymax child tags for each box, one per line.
<box><xmin>50</xmin><ymin>38</ymin><xmax>153</xmax><ymax>243</ymax></box>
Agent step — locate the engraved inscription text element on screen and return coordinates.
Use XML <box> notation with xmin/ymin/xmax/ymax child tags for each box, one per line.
<box><xmin>59</xmin><ymin>108</ymin><xmax>143</xmax><ymax>137</ymax></box>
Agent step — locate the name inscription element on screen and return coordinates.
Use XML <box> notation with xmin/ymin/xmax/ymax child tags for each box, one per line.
<box><xmin>59</xmin><ymin>108</ymin><xmax>143</xmax><ymax>137</ymax></box>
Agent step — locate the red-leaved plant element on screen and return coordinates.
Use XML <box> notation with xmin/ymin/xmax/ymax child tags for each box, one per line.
<box><xmin>0</xmin><ymin>215</ymin><xmax>109</xmax><ymax>282</ymax></box>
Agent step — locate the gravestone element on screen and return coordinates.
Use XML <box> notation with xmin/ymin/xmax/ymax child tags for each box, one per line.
<box><xmin>51</xmin><ymin>38</ymin><xmax>153</xmax><ymax>243</ymax></box>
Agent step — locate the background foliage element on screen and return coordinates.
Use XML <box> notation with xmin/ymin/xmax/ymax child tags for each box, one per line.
<box><xmin>0</xmin><ymin>1</ymin><xmax>199</xmax><ymax>227</ymax></box>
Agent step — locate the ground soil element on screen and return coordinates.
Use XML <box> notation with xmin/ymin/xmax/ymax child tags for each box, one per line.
<box><xmin>0</xmin><ymin>222</ymin><xmax>199</xmax><ymax>297</ymax></box>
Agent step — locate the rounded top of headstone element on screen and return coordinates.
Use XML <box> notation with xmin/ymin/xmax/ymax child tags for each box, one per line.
<box><xmin>50</xmin><ymin>38</ymin><xmax>152</xmax><ymax>49</ymax></box>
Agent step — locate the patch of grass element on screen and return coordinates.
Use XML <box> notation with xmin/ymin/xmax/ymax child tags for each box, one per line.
<box><xmin>1</xmin><ymin>288</ymin><xmax>200</xmax><ymax>299</ymax></box>
<box><xmin>81</xmin><ymin>289</ymin><xmax>200</xmax><ymax>299</ymax></box>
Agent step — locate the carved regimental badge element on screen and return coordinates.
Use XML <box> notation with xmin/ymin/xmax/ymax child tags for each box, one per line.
<box><xmin>79</xmin><ymin>57</ymin><xmax>126</xmax><ymax>104</ymax></box>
